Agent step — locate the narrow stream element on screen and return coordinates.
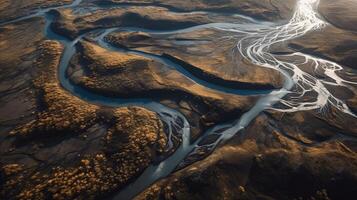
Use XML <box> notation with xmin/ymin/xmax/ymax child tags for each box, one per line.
<box><xmin>2</xmin><ymin>0</ymin><xmax>357</xmax><ymax>199</ymax></box>
<box><xmin>40</xmin><ymin>4</ymin><xmax>284</xmax><ymax>198</ymax></box>
<box><xmin>116</xmin><ymin>0</ymin><xmax>357</xmax><ymax>198</ymax></box>
<box><xmin>0</xmin><ymin>0</ymin><xmax>83</xmax><ymax>26</ymax></box>
<box><xmin>41</xmin><ymin>3</ymin><xmax>276</xmax><ymax>199</ymax></box>
<box><xmin>95</xmin><ymin>28</ymin><xmax>273</xmax><ymax>95</ymax></box>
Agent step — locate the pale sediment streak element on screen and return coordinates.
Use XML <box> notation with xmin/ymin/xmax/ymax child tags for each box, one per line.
<box><xmin>220</xmin><ymin>0</ymin><xmax>356</xmax><ymax>117</ymax></box>
<box><xmin>191</xmin><ymin>0</ymin><xmax>357</xmax><ymax>153</ymax></box>
<box><xmin>42</xmin><ymin>0</ymin><xmax>357</xmax><ymax>198</ymax></box>
<box><xmin>2</xmin><ymin>0</ymin><xmax>357</xmax><ymax>198</ymax></box>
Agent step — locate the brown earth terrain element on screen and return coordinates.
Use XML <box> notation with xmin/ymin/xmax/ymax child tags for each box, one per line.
<box><xmin>67</xmin><ymin>40</ymin><xmax>257</xmax><ymax>140</ymax></box>
<box><xmin>50</xmin><ymin>6</ymin><xmax>215</xmax><ymax>39</ymax></box>
<box><xmin>0</xmin><ymin>0</ymin><xmax>72</xmax><ymax>23</ymax></box>
<box><xmin>1</xmin><ymin>0</ymin><xmax>357</xmax><ymax>200</ymax></box>
<box><xmin>87</xmin><ymin>0</ymin><xmax>296</xmax><ymax>21</ymax></box>
<box><xmin>114</xmin><ymin>105</ymin><xmax>357</xmax><ymax>198</ymax></box>
<box><xmin>137</xmin><ymin>111</ymin><xmax>357</xmax><ymax>200</ymax></box>
<box><xmin>286</xmin><ymin>24</ymin><xmax>357</xmax><ymax>113</ymax></box>
<box><xmin>319</xmin><ymin>0</ymin><xmax>357</xmax><ymax>32</ymax></box>
<box><xmin>105</xmin><ymin>29</ymin><xmax>284</xmax><ymax>89</ymax></box>
<box><xmin>132</xmin><ymin>1</ymin><xmax>357</xmax><ymax>198</ymax></box>
<box><xmin>0</xmin><ymin>11</ymin><xmax>169</xmax><ymax>200</ymax></box>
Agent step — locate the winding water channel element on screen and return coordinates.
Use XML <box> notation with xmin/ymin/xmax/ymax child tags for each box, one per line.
<box><xmin>2</xmin><ymin>0</ymin><xmax>357</xmax><ymax>199</ymax></box>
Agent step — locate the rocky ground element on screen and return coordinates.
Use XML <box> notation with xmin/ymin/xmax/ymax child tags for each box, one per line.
<box><xmin>1</xmin><ymin>0</ymin><xmax>357</xmax><ymax>200</ymax></box>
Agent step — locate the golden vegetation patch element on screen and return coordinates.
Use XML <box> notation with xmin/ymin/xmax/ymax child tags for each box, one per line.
<box><xmin>2</xmin><ymin>40</ymin><xmax>168</xmax><ymax>199</ymax></box>
<box><xmin>80</xmin><ymin>41</ymin><xmax>150</xmax><ymax>71</ymax></box>
<box><xmin>10</xmin><ymin>41</ymin><xmax>98</xmax><ymax>137</ymax></box>
<box><xmin>2</xmin><ymin>164</ymin><xmax>23</xmax><ymax>176</ymax></box>
<box><xmin>3</xmin><ymin>106</ymin><xmax>167</xmax><ymax>200</ymax></box>
<box><xmin>0</xmin><ymin>0</ymin><xmax>72</xmax><ymax>21</ymax></box>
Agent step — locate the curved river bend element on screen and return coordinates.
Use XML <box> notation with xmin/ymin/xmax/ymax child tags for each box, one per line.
<box><xmin>2</xmin><ymin>0</ymin><xmax>357</xmax><ymax>199</ymax></box>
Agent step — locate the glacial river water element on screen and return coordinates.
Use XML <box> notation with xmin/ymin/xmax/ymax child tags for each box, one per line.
<box><xmin>1</xmin><ymin>0</ymin><xmax>356</xmax><ymax>199</ymax></box>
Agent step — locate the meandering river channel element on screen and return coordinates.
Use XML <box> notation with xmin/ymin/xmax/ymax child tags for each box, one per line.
<box><xmin>1</xmin><ymin>0</ymin><xmax>356</xmax><ymax>199</ymax></box>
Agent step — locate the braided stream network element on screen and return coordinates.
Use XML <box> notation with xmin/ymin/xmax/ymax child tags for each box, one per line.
<box><xmin>193</xmin><ymin>0</ymin><xmax>357</xmax><ymax>152</ymax></box>
<box><xmin>1</xmin><ymin>0</ymin><xmax>356</xmax><ymax>199</ymax></box>
<box><xmin>118</xmin><ymin>0</ymin><xmax>357</xmax><ymax>198</ymax></box>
